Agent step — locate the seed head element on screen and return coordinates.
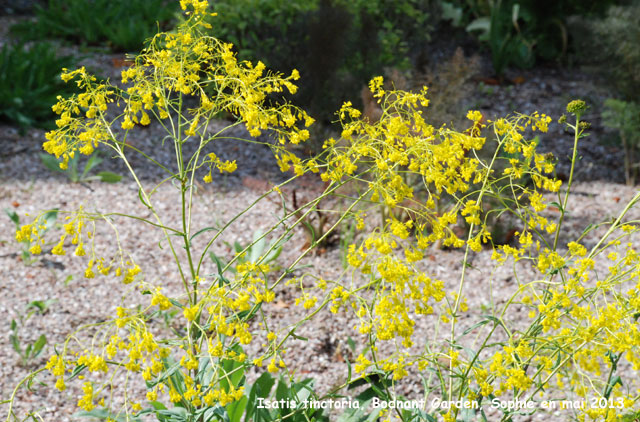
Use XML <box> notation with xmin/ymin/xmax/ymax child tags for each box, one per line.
<box><xmin>566</xmin><ymin>100</ymin><xmax>587</xmax><ymax>114</ymax></box>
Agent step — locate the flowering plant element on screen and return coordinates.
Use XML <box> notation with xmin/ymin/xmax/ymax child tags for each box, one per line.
<box><xmin>7</xmin><ymin>1</ymin><xmax>640</xmax><ymax>422</ymax></box>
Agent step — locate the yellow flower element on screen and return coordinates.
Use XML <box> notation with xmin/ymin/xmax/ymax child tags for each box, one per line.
<box><xmin>29</xmin><ymin>243</ymin><xmax>42</xmax><ymax>255</ymax></box>
<box><xmin>466</xmin><ymin>110</ymin><xmax>483</xmax><ymax>122</ymax></box>
<box><xmin>183</xmin><ymin>305</ymin><xmax>199</xmax><ymax>321</ymax></box>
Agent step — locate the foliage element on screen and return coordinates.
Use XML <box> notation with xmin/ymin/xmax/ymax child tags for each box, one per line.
<box><xmin>572</xmin><ymin>1</ymin><xmax>640</xmax><ymax>188</ymax></box>
<box><xmin>455</xmin><ymin>0</ymin><xmax>615</xmax><ymax>76</ymax></box>
<box><xmin>11</xmin><ymin>0</ymin><xmax>178</xmax><ymax>52</ymax></box>
<box><xmin>205</xmin><ymin>0</ymin><xmax>316</xmax><ymax>72</ymax></box>
<box><xmin>6</xmin><ymin>2</ymin><xmax>640</xmax><ymax>422</ymax></box>
<box><xmin>602</xmin><ymin>98</ymin><xmax>640</xmax><ymax>186</ymax></box>
<box><xmin>40</xmin><ymin>151</ymin><xmax>122</xmax><ymax>184</ymax></box>
<box><xmin>466</xmin><ymin>0</ymin><xmax>536</xmax><ymax>77</ymax></box>
<box><xmin>572</xmin><ymin>0</ymin><xmax>640</xmax><ymax>100</ymax></box>
<box><xmin>210</xmin><ymin>230</ymin><xmax>285</xmax><ymax>277</ymax></box>
<box><xmin>0</xmin><ymin>42</ymin><xmax>75</xmax><ymax>129</ymax></box>
<box><xmin>206</xmin><ymin>0</ymin><xmax>436</xmax><ymax>125</ymax></box>
<box><xmin>208</xmin><ymin>0</ymin><xmax>432</xmax><ymax>73</ymax></box>
<box><xmin>10</xmin><ymin>301</ymin><xmax>54</xmax><ymax>367</ymax></box>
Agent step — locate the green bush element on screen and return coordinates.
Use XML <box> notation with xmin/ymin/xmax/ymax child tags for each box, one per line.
<box><xmin>207</xmin><ymin>0</ymin><xmax>317</xmax><ymax>72</ymax></box>
<box><xmin>602</xmin><ymin>98</ymin><xmax>640</xmax><ymax>186</ymax></box>
<box><xmin>457</xmin><ymin>0</ymin><xmax>615</xmax><ymax>76</ymax></box>
<box><xmin>11</xmin><ymin>0</ymin><xmax>178</xmax><ymax>52</ymax></box>
<box><xmin>0</xmin><ymin>42</ymin><xmax>75</xmax><ymax>129</ymax></box>
<box><xmin>207</xmin><ymin>0</ymin><xmax>436</xmax><ymax>125</ymax></box>
<box><xmin>572</xmin><ymin>1</ymin><xmax>640</xmax><ymax>186</ymax></box>
<box><xmin>577</xmin><ymin>0</ymin><xmax>640</xmax><ymax>100</ymax></box>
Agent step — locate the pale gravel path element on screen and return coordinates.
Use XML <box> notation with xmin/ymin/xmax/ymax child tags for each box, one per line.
<box><xmin>1</xmin><ymin>129</ymin><xmax>639</xmax><ymax>422</ymax></box>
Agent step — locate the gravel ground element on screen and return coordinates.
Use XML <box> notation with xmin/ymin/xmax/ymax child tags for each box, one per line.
<box><xmin>1</xmin><ymin>14</ymin><xmax>638</xmax><ymax>422</ymax></box>
<box><xmin>1</xmin><ymin>141</ymin><xmax>638</xmax><ymax>422</ymax></box>
<box><xmin>2</xmin><ymin>115</ymin><xmax>640</xmax><ymax>422</ymax></box>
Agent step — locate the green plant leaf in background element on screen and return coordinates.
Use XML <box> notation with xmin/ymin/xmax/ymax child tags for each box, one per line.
<box><xmin>10</xmin><ymin>0</ymin><xmax>178</xmax><ymax>52</ymax></box>
<box><xmin>0</xmin><ymin>43</ymin><xmax>75</xmax><ymax>130</ymax></box>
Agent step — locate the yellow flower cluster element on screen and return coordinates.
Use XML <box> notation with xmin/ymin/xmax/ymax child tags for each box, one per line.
<box><xmin>477</xmin><ymin>222</ymin><xmax>640</xmax><ymax>419</ymax></box>
<box><xmin>45</xmin><ymin>67</ymin><xmax>114</xmax><ymax>169</ymax></box>
<box><xmin>323</xmin><ymin>80</ymin><xmax>565</xmax><ymax>379</ymax></box>
<box><xmin>322</xmin><ymin>83</ymin><xmax>483</xmax><ymax>209</ymax></box>
<box><xmin>42</xmin><ymin>0</ymin><xmax>314</xmax><ymax>181</ymax></box>
<box><xmin>202</xmin><ymin>152</ymin><xmax>237</xmax><ymax>183</ymax></box>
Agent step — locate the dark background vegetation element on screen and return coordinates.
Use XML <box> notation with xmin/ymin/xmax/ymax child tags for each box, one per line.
<box><xmin>1</xmin><ymin>0</ymin><xmax>639</xmax><ymax>184</ymax></box>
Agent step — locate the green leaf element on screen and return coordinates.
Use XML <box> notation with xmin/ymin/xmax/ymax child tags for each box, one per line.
<box><xmin>43</xmin><ymin>209</ymin><xmax>58</xmax><ymax>230</ymax></box>
<box><xmin>97</xmin><ymin>171</ymin><xmax>122</xmax><ymax>183</ymax></box>
<box><xmin>290</xmin><ymin>332</ymin><xmax>308</xmax><ymax>341</ymax></box>
<box><xmin>463</xmin><ymin>318</ymin><xmax>492</xmax><ymax>335</ymax></box>
<box><xmin>28</xmin><ymin>299</ymin><xmax>56</xmax><ymax>313</ymax></box>
<box><xmin>196</xmin><ymin>356</ymin><xmax>216</xmax><ymax>387</ymax></box>
<box><xmin>69</xmin><ymin>364</ymin><xmax>87</xmax><ymax>380</ymax></box>
<box><xmin>32</xmin><ymin>335</ymin><xmax>47</xmax><ymax>358</ymax></box>
<box><xmin>142</xmin><ymin>401</ymin><xmax>170</xmax><ymax>422</ymax></box>
<box><xmin>347</xmin><ymin>336</ymin><xmax>356</xmax><ymax>352</ymax></box>
<box><xmin>549</xmin><ymin>201</ymin><xmax>563</xmax><ymax>211</ymax></box>
<box><xmin>336</xmin><ymin>398</ymin><xmax>381</xmax><ymax>422</ymax></box>
<box><xmin>226</xmin><ymin>396</ymin><xmax>248</xmax><ymax>422</ymax></box>
<box><xmin>82</xmin><ymin>154</ymin><xmax>103</xmax><ymax>178</ymax></box>
<box><xmin>250</xmin><ymin>231</ymin><xmax>266</xmax><ymax>263</ymax></box>
<box><xmin>219</xmin><ymin>344</ymin><xmax>246</xmax><ymax>392</ymax></box>
<box><xmin>5</xmin><ymin>209</ymin><xmax>20</xmax><ymax>226</ymax></box>
<box><xmin>75</xmin><ymin>408</ymin><xmax>142</xmax><ymax>422</ymax></box>
<box><xmin>245</xmin><ymin>372</ymin><xmax>275</xmax><ymax>422</ymax></box>
<box><xmin>190</xmin><ymin>226</ymin><xmax>218</xmax><ymax>243</ymax></box>
<box><xmin>275</xmin><ymin>378</ymin><xmax>290</xmax><ymax>408</ymax></box>
<box><xmin>466</xmin><ymin>17</ymin><xmax>491</xmax><ymax>36</ymax></box>
<box><xmin>39</xmin><ymin>153</ymin><xmax>64</xmax><ymax>173</ymax></box>
<box><xmin>440</xmin><ymin>2</ymin><xmax>463</xmax><ymax>26</ymax></box>
<box><xmin>210</xmin><ymin>252</ymin><xmax>232</xmax><ymax>285</ymax></box>
<box><xmin>68</xmin><ymin>154</ymin><xmax>80</xmax><ymax>182</ymax></box>
<box><xmin>149</xmin><ymin>401</ymin><xmax>167</xmax><ymax>411</ymax></box>
<box><xmin>156</xmin><ymin>407</ymin><xmax>189</xmax><ymax>422</ymax></box>
<box><xmin>265</xmin><ymin>244</ymin><xmax>283</xmax><ymax>264</ymax></box>
<box><xmin>10</xmin><ymin>333</ymin><xmax>21</xmax><ymax>354</ymax></box>
<box><xmin>28</xmin><ymin>300</ymin><xmax>46</xmax><ymax>312</ymax></box>
<box><xmin>138</xmin><ymin>187</ymin><xmax>152</xmax><ymax>209</ymax></box>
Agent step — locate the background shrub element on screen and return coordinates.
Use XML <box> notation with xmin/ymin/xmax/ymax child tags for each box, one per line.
<box><xmin>10</xmin><ymin>0</ymin><xmax>178</xmax><ymax>52</ymax></box>
<box><xmin>450</xmin><ymin>0</ymin><xmax>616</xmax><ymax>76</ymax></box>
<box><xmin>570</xmin><ymin>1</ymin><xmax>640</xmax><ymax>185</ymax></box>
<box><xmin>0</xmin><ymin>42</ymin><xmax>75</xmax><ymax>129</ymax></box>
<box><xmin>572</xmin><ymin>0</ymin><xmax>640</xmax><ymax>100</ymax></box>
<box><xmin>207</xmin><ymin>0</ymin><xmax>437</xmax><ymax>126</ymax></box>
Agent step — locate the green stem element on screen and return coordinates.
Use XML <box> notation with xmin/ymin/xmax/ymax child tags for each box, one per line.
<box><xmin>553</xmin><ymin>117</ymin><xmax>580</xmax><ymax>250</ymax></box>
<box><xmin>4</xmin><ymin>368</ymin><xmax>46</xmax><ymax>422</ymax></box>
<box><xmin>101</xmin><ymin>113</ymin><xmax>189</xmax><ymax>294</ymax></box>
<box><xmin>449</xmin><ymin>135</ymin><xmax>502</xmax><ymax>403</ymax></box>
<box><xmin>587</xmin><ymin>190</ymin><xmax>640</xmax><ymax>260</ymax></box>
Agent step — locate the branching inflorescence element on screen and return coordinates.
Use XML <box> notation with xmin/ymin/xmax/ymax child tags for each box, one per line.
<box><xmin>8</xmin><ymin>1</ymin><xmax>640</xmax><ymax>421</ymax></box>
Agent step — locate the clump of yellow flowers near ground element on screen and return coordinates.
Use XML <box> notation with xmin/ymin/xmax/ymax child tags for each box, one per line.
<box><xmin>8</xmin><ymin>1</ymin><xmax>640</xmax><ymax>421</ymax></box>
